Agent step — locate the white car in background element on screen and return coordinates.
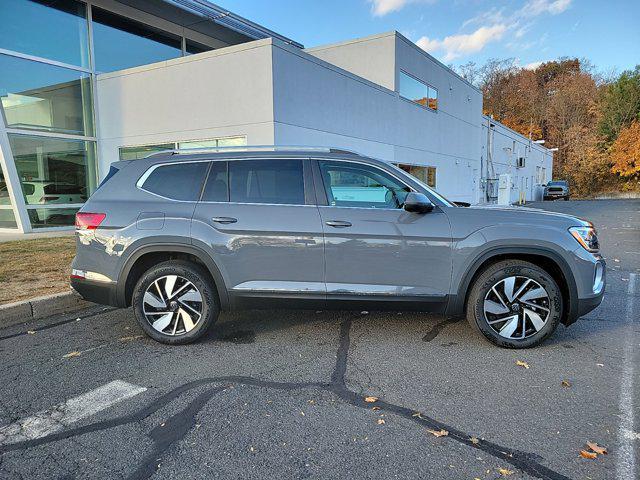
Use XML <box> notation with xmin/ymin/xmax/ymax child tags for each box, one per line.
<box><xmin>23</xmin><ymin>180</ymin><xmax>86</xmax><ymax>223</ymax></box>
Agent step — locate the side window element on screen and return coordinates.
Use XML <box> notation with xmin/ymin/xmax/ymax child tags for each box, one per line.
<box><xmin>201</xmin><ymin>161</ymin><xmax>228</xmax><ymax>202</ymax></box>
<box><xmin>319</xmin><ymin>161</ymin><xmax>411</xmax><ymax>209</ymax></box>
<box><xmin>229</xmin><ymin>159</ymin><xmax>304</xmax><ymax>205</ymax></box>
<box><xmin>141</xmin><ymin>162</ymin><xmax>208</xmax><ymax>201</ymax></box>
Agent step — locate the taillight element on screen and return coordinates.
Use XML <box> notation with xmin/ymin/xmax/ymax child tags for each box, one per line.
<box><xmin>75</xmin><ymin>212</ymin><xmax>106</xmax><ymax>230</ymax></box>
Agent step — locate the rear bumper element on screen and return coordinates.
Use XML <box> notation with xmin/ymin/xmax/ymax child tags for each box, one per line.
<box><xmin>70</xmin><ymin>278</ymin><xmax>119</xmax><ymax>307</ymax></box>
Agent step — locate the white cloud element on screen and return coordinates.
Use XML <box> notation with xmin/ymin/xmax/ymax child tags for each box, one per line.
<box><xmin>369</xmin><ymin>0</ymin><xmax>435</xmax><ymax>17</ymax></box>
<box><xmin>523</xmin><ymin>61</ymin><xmax>544</xmax><ymax>70</ymax></box>
<box><xmin>522</xmin><ymin>0</ymin><xmax>572</xmax><ymax>15</ymax></box>
<box><xmin>416</xmin><ymin>24</ymin><xmax>507</xmax><ymax>61</ymax></box>
<box><xmin>415</xmin><ymin>0</ymin><xmax>571</xmax><ymax>62</ymax></box>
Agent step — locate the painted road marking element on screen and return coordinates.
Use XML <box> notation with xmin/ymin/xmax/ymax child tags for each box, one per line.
<box><xmin>0</xmin><ymin>380</ymin><xmax>146</xmax><ymax>446</ymax></box>
<box><xmin>617</xmin><ymin>272</ymin><xmax>637</xmax><ymax>480</ymax></box>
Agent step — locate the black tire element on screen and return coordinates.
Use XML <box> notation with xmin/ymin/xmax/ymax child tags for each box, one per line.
<box><xmin>563</xmin><ymin>196</ymin><xmax>569</xmax><ymax>201</ymax></box>
<box><xmin>132</xmin><ymin>260</ymin><xmax>219</xmax><ymax>345</ymax></box>
<box><xmin>466</xmin><ymin>260</ymin><xmax>562</xmax><ymax>348</ymax></box>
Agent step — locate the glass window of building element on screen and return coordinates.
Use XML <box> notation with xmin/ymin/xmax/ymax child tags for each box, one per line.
<box><xmin>119</xmin><ymin>143</ymin><xmax>175</xmax><ymax>160</ymax></box>
<box><xmin>185</xmin><ymin>40</ymin><xmax>212</xmax><ymax>55</ymax></box>
<box><xmin>179</xmin><ymin>136</ymin><xmax>247</xmax><ymax>149</ymax></box>
<box><xmin>0</xmin><ymin>209</ymin><xmax>18</xmax><ymax>228</ymax></box>
<box><xmin>0</xmin><ymin>163</ymin><xmax>12</xmax><ymax>206</ymax></box>
<box><xmin>399</xmin><ymin>71</ymin><xmax>428</xmax><ymax>107</ymax></box>
<box><xmin>92</xmin><ymin>7</ymin><xmax>182</xmax><ymax>72</ymax></box>
<box><xmin>428</xmin><ymin>86</ymin><xmax>438</xmax><ymax>110</ymax></box>
<box><xmin>0</xmin><ymin>0</ymin><xmax>90</xmax><ymax>68</ymax></box>
<box><xmin>397</xmin><ymin>164</ymin><xmax>437</xmax><ymax>188</ymax></box>
<box><xmin>0</xmin><ymin>54</ymin><xmax>94</xmax><ymax>136</ymax></box>
<box><xmin>229</xmin><ymin>159</ymin><xmax>304</xmax><ymax>205</ymax></box>
<box><xmin>28</xmin><ymin>207</ymin><xmax>79</xmax><ymax>228</ymax></box>
<box><xmin>399</xmin><ymin>71</ymin><xmax>437</xmax><ymax>111</ymax></box>
<box><xmin>7</xmin><ymin>134</ymin><xmax>97</xmax><ymax>207</ymax></box>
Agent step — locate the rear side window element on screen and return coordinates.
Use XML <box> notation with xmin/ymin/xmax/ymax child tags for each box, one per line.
<box><xmin>201</xmin><ymin>161</ymin><xmax>228</xmax><ymax>202</ymax></box>
<box><xmin>229</xmin><ymin>159</ymin><xmax>304</xmax><ymax>205</ymax></box>
<box><xmin>142</xmin><ymin>162</ymin><xmax>208</xmax><ymax>201</ymax></box>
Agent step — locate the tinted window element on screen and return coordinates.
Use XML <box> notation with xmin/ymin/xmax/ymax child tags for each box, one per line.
<box><xmin>142</xmin><ymin>162</ymin><xmax>208</xmax><ymax>201</ymax></box>
<box><xmin>319</xmin><ymin>161</ymin><xmax>410</xmax><ymax>209</ymax></box>
<box><xmin>229</xmin><ymin>160</ymin><xmax>304</xmax><ymax>205</ymax></box>
<box><xmin>92</xmin><ymin>7</ymin><xmax>182</xmax><ymax>72</ymax></box>
<box><xmin>202</xmin><ymin>162</ymin><xmax>228</xmax><ymax>202</ymax></box>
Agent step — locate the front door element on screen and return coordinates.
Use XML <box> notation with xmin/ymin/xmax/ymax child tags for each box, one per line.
<box><xmin>191</xmin><ymin>158</ymin><xmax>325</xmax><ymax>306</ymax></box>
<box><xmin>315</xmin><ymin>159</ymin><xmax>452</xmax><ymax>308</ymax></box>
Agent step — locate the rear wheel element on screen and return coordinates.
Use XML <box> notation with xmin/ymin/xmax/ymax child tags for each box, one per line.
<box><xmin>466</xmin><ymin>260</ymin><xmax>562</xmax><ymax>348</ymax></box>
<box><xmin>132</xmin><ymin>260</ymin><xmax>219</xmax><ymax>344</ymax></box>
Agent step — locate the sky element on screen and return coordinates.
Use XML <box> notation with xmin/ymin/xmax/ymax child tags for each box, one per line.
<box><xmin>219</xmin><ymin>0</ymin><xmax>639</xmax><ymax>74</ymax></box>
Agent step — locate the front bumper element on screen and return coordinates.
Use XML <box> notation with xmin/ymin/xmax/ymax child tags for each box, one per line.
<box><xmin>565</xmin><ymin>259</ymin><xmax>606</xmax><ymax>325</ymax></box>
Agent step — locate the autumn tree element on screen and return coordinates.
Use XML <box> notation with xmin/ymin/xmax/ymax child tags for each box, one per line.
<box><xmin>610</xmin><ymin>121</ymin><xmax>640</xmax><ymax>182</ymax></box>
<box><xmin>598</xmin><ymin>66</ymin><xmax>640</xmax><ymax>144</ymax></box>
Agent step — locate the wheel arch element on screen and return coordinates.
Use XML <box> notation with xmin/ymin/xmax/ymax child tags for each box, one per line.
<box><xmin>117</xmin><ymin>243</ymin><xmax>229</xmax><ymax>310</ymax></box>
<box><xmin>447</xmin><ymin>246</ymin><xmax>578</xmax><ymax>326</ymax></box>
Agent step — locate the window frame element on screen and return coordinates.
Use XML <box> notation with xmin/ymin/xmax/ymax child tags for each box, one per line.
<box><xmin>313</xmin><ymin>158</ymin><xmax>416</xmax><ymax>211</ymax></box>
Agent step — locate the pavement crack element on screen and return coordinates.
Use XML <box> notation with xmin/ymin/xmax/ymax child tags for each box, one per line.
<box><xmin>422</xmin><ymin>316</ymin><xmax>463</xmax><ymax>342</ymax></box>
<box><xmin>0</xmin><ymin>315</ymin><xmax>572</xmax><ymax>480</ymax></box>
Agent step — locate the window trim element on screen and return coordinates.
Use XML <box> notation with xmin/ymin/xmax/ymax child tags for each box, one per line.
<box><xmin>314</xmin><ymin>158</ymin><xmax>416</xmax><ymax>211</ymax></box>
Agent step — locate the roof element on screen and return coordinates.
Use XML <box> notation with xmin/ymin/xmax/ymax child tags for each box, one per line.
<box><xmin>163</xmin><ymin>0</ymin><xmax>303</xmax><ymax>48</ymax></box>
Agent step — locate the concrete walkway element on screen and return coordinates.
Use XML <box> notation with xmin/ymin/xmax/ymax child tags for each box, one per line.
<box><xmin>0</xmin><ymin>229</ymin><xmax>74</xmax><ymax>243</ymax></box>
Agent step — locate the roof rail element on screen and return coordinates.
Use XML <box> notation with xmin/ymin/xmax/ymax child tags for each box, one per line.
<box><xmin>144</xmin><ymin>145</ymin><xmax>362</xmax><ymax>158</ymax></box>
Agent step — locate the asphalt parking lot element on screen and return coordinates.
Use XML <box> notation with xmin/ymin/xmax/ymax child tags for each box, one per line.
<box><xmin>0</xmin><ymin>199</ymin><xmax>637</xmax><ymax>480</ymax></box>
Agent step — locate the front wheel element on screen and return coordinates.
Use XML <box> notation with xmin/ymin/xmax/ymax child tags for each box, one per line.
<box><xmin>132</xmin><ymin>260</ymin><xmax>219</xmax><ymax>344</ymax></box>
<box><xmin>466</xmin><ymin>260</ymin><xmax>563</xmax><ymax>348</ymax></box>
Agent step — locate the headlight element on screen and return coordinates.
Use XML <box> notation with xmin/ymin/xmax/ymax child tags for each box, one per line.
<box><xmin>569</xmin><ymin>226</ymin><xmax>600</xmax><ymax>253</ymax></box>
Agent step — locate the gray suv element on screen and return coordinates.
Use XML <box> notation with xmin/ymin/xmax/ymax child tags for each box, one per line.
<box><xmin>71</xmin><ymin>147</ymin><xmax>605</xmax><ymax>348</ymax></box>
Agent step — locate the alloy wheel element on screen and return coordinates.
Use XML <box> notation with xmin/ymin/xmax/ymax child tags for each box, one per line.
<box><xmin>142</xmin><ymin>275</ymin><xmax>203</xmax><ymax>336</ymax></box>
<box><xmin>483</xmin><ymin>276</ymin><xmax>550</xmax><ymax>339</ymax></box>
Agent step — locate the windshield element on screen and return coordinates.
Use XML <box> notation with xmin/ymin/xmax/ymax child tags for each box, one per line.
<box><xmin>548</xmin><ymin>181</ymin><xmax>567</xmax><ymax>186</ymax></box>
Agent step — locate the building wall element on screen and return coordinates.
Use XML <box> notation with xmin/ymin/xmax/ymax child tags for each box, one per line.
<box><xmin>277</xmin><ymin>35</ymin><xmax>483</xmax><ymax>202</ymax></box>
<box><xmin>95</xmin><ymin>39</ymin><xmax>277</xmax><ymax>172</ymax></box>
<box><xmin>482</xmin><ymin>117</ymin><xmax>554</xmax><ymax>203</ymax></box>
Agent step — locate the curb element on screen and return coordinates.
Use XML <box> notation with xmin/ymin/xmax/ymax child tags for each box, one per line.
<box><xmin>0</xmin><ymin>291</ymin><xmax>92</xmax><ymax>329</ymax></box>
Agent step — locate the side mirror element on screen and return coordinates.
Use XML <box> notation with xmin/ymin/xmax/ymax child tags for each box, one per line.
<box><xmin>403</xmin><ymin>192</ymin><xmax>434</xmax><ymax>214</ymax></box>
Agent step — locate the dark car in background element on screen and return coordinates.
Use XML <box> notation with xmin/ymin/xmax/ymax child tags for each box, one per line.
<box><xmin>544</xmin><ymin>180</ymin><xmax>570</xmax><ymax>201</ymax></box>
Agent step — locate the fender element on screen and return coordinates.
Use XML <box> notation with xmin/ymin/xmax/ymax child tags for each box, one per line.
<box><xmin>446</xmin><ymin>245</ymin><xmax>578</xmax><ymax>324</ymax></box>
<box><xmin>117</xmin><ymin>242</ymin><xmax>230</xmax><ymax>310</ymax></box>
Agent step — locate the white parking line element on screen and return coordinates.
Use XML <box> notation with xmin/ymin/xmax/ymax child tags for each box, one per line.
<box><xmin>0</xmin><ymin>380</ymin><xmax>146</xmax><ymax>446</ymax></box>
<box><xmin>617</xmin><ymin>273</ymin><xmax>637</xmax><ymax>480</ymax></box>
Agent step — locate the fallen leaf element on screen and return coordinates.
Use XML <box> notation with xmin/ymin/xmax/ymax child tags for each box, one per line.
<box><xmin>498</xmin><ymin>468</ymin><xmax>514</xmax><ymax>476</ymax></box>
<box><xmin>412</xmin><ymin>412</ymin><xmax>424</xmax><ymax>418</ymax></box>
<box><xmin>377</xmin><ymin>419</ymin><xmax>385</xmax><ymax>425</ymax></box>
<box><xmin>426</xmin><ymin>428</ymin><xmax>449</xmax><ymax>437</ymax></box>
<box><xmin>27</xmin><ymin>330</ymin><xmax>36</xmax><ymax>335</ymax></box>
<box><xmin>580</xmin><ymin>450</ymin><xmax>598</xmax><ymax>459</ymax></box>
<box><xmin>515</xmin><ymin>360</ymin><xmax>530</xmax><ymax>369</ymax></box>
<box><xmin>561</xmin><ymin>380</ymin><xmax>572</xmax><ymax>388</ymax></box>
<box><xmin>120</xmin><ymin>335</ymin><xmax>143</xmax><ymax>342</ymax></box>
<box><xmin>364</xmin><ymin>396</ymin><xmax>378</xmax><ymax>403</ymax></box>
<box><xmin>63</xmin><ymin>351</ymin><xmax>81</xmax><ymax>359</ymax></box>
<box><xmin>596</xmin><ymin>363</ymin><xmax>604</xmax><ymax>367</ymax></box>
<box><xmin>372</xmin><ymin>406</ymin><xmax>381</xmax><ymax>411</ymax></box>
<box><xmin>587</xmin><ymin>442</ymin><xmax>607</xmax><ymax>455</ymax></box>
<box><xmin>470</xmin><ymin>436</ymin><xmax>480</xmax><ymax>444</ymax></box>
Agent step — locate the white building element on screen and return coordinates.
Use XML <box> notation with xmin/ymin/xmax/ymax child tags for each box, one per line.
<box><xmin>0</xmin><ymin>1</ymin><xmax>552</xmax><ymax>233</ymax></box>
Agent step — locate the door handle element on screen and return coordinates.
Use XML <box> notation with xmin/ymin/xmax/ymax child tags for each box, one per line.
<box><xmin>325</xmin><ymin>220</ymin><xmax>352</xmax><ymax>228</ymax></box>
<box><xmin>212</xmin><ymin>217</ymin><xmax>237</xmax><ymax>224</ymax></box>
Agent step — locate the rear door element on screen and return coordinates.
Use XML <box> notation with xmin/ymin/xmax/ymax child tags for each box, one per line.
<box><xmin>314</xmin><ymin>159</ymin><xmax>452</xmax><ymax>308</ymax></box>
<box><xmin>191</xmin><ymin>158</ymin><xmax>326</xmax><ymax>306</ymax></box>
